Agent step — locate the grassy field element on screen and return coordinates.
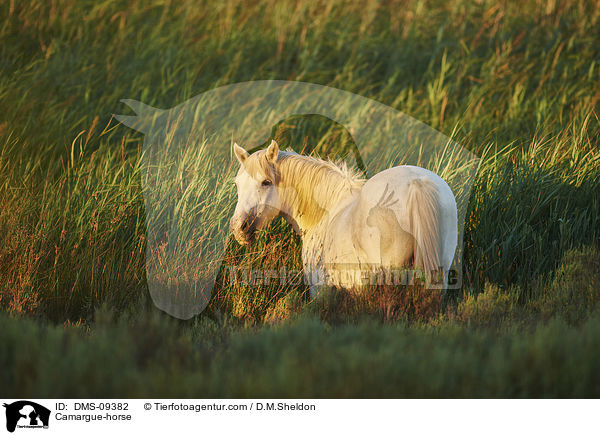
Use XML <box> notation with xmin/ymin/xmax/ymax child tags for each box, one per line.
<box><xmin>0</xmin><ymin>0</ymin><xmax>599</xmax><ymax>397</ymax></box>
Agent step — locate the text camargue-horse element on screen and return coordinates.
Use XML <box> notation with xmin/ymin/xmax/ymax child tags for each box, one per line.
<box><xmin>229</xmin><ymin>140</ymin><xmax>458</xmax><ymax>296</ymax></box>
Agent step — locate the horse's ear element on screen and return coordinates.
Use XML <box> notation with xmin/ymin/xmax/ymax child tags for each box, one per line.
<box><xmin>266</xmin><ymin>140</ymin><xmax>279</xmax><ymax>163</ymax></box>
<box><xmin>233</xmin><ymin>143</ymin><xmax>249</xmax><ymax>165</ymax></box>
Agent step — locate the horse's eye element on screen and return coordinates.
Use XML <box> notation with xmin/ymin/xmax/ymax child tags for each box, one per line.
<box><xmin>261</xmin><ymin>179</ymin><xmax>272</xmax><ymax>186</ymax></box>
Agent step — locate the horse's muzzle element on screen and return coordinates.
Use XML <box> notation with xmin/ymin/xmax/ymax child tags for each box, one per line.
<box><xmin>230</xmin><ymin>212</ymin><xmax>258</xmax><ymax>245</ymax></box>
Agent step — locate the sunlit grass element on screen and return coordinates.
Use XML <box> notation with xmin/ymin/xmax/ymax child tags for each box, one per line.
<box><xmin>0</xmin><ymin>0</ymin><xmax>598</xmax><ymax>325</ymax></box>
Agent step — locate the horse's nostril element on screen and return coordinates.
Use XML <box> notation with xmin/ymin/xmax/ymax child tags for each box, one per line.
<box><xmin>240</xmin><ymin>213</ymin><xmax>257</xmax><ymax>233</ymax></box>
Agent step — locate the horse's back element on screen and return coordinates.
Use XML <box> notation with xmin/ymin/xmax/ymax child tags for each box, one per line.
<box><xmin>358</xmin><ymin>165</ymin><xmax>451</xmax><ymax>224</ymax></box>
<box><xmin>354</xmin><ymin>165</ymin><xmax>458</xmax><ymax>274</ymax></box>
<box><xmin>364</xmin><ymin>165</ymin><xmax>452</xmax><ymax>196</ymax></box>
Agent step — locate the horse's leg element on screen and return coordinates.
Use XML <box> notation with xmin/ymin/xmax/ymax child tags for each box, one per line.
<box><xmin>303</xmin><ymin>265</ymin><xmax>327</xmax><ymax>299</ymax></box>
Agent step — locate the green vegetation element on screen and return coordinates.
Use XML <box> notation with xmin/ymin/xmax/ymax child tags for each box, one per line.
<box><xmin>4</xmin><ymin>295</ymin><xmax>600</xmax><ymax>398</ymax></box>
<box><xmin>0</xmin><ymin>0</ymin><xmax>599</xmax><ymax>397</ymax></box>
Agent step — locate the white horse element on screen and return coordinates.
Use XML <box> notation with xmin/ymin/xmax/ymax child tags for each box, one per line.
<box><xmin>230</xmin><ymin>140</ymin><xmax>458</xmax><ymax>296</ymax></box>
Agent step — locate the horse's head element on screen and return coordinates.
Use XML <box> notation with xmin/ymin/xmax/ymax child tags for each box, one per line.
<box><xmin>230</xmin><ymin>140</ymin><xmax>282</xmax><ymax>245</ymax></box>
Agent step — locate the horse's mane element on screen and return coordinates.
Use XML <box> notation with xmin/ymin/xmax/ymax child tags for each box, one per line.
<box><xmin>278</xmin><ymin>152</ymin><xmax>365</xmax><ymax>229</ymax></box>
<box><xmin>278</xmin><ymin>150</ymin><xmax>364</xmax><ymax>187</ymax></box>
<box><xmin>245</xmin><ymin>149</ymin><xmax>365</xmax><ymax>230</ymax></box>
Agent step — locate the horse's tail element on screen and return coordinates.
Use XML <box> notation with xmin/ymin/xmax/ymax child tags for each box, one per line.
<box><xmin>407</xmin><ymin>178</ymin><xmax>442</xmax><ymax>279</ymax></box>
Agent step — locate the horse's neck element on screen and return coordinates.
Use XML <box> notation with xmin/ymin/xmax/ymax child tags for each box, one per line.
<box><xmin>278</xmin><ymin>156</ymin><xmax>360</xmax><ymax>236</ymax></box>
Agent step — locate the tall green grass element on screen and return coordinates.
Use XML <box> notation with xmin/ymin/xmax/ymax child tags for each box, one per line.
<box><xmin>0</xmin><ymin>0</ymin><xmax>598</xmax><ymax>326</ymax></box>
